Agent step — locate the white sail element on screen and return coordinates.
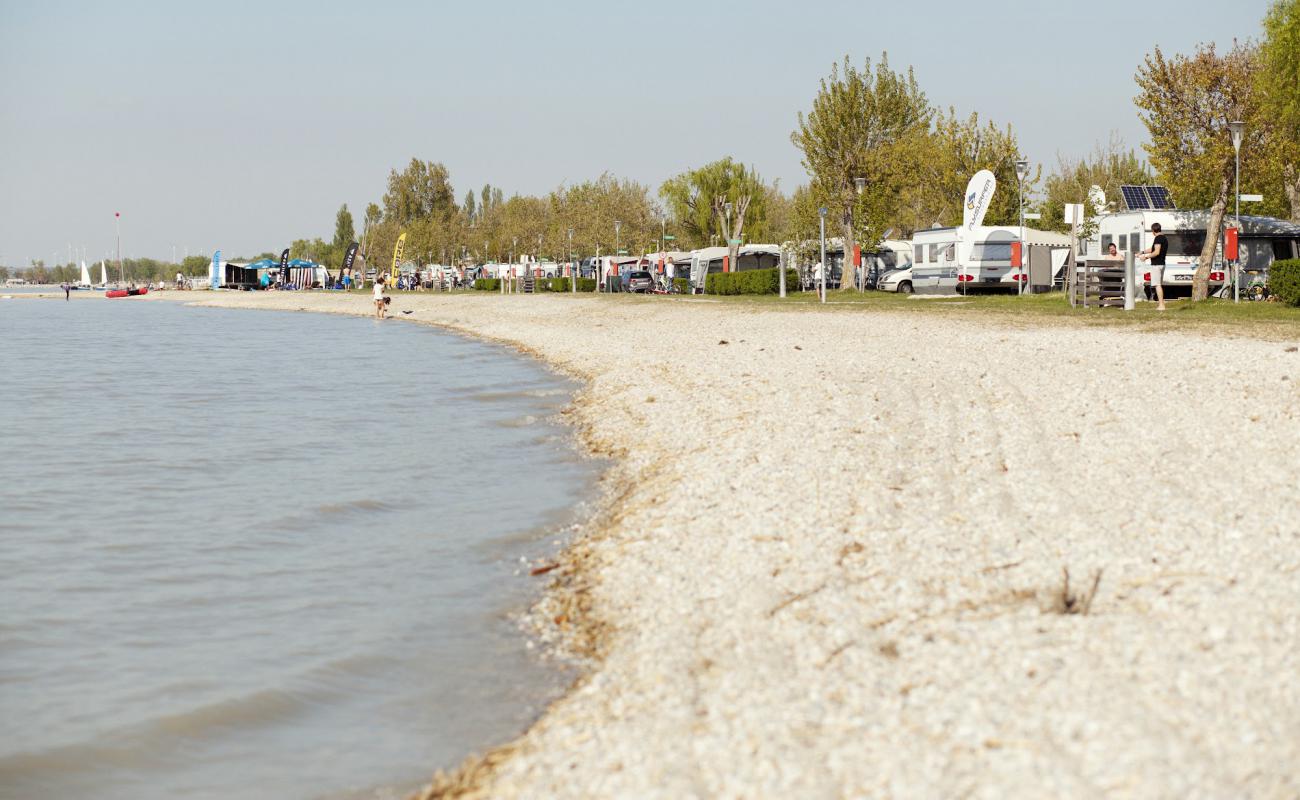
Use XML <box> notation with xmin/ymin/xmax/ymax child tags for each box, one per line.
<box><xmin>80</xmin><ymin>260</ymin><xmax>91</xmax><ymax>286</ymax></box>
<box><xmin>100</xmin><ymin>260</ymin><xmax>108</xmax><ymax>285</ymax></box>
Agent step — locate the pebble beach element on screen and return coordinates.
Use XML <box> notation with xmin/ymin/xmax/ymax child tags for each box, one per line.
<box><xmin>151</xmin><ymin>290</ymin><xmax>1300</xmax><ymax>798</ymax></box>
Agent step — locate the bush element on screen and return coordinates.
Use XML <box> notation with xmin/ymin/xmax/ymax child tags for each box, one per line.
<box><xmin>704</xmin><ymin>267</ymin><xmax>800</xmax><ymax>295</ymax></box>
<box><xmin>576</xmin><ymin>278</ymin><xmax>597</xmax><ymax>292</ymax></box>
<box><xmin>673</xmin><ymin>277</ymin><xmax>691</xmax><ymax>294</ymax></box>
<box><xmin>473</xmin><ymin>278</ymin><xmax>500</xmax><ymax>291</ymax></box>
<box><xmin>537</xmin><ymin>277</ymin><xmax>568</xmax><ymax>292</ymax></box>
<box><xmin>1271</xmin><ymin>259</ymin><xmax>1300</xmax><ymax>306</ymax></box>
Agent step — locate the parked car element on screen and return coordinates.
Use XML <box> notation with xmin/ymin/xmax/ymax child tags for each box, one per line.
<box><xmin>623</xmin><ymin>270</ymin><xmax>654</xmax><ymax>293</ymax></box>
<box><xmin>877</xmin><ymin>265</ymin><xmax>914</xmax><ymax>294</ymax></box>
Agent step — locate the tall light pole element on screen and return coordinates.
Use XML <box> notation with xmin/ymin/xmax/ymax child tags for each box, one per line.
<box><xmin>613</xmin><ymin>220</ymin><xmax>622</xmax><ymax>292</ymax></box>
<box><xmin>853</xmin><ymin>177</ymin><xmax>867</xmax><ymax>290</ymax></box>
<box><xmin>568</xmin><ymin>228</ymin><xmax>575</xmax><ymax>294</ymax></box>
<box><xmin>1015</xmin><ymin>159</ymin><xmax>1029</xmax><ymax>295</ymax></box>
<box><xmin>818</xmin><ymin>206</ymin><xmax>828</xmax><ymax>304</ymax></box>
<box><xmin>1229</xmin><ymin>120</ymin><xmax>1244</xmax><ymax>303</ymax></box>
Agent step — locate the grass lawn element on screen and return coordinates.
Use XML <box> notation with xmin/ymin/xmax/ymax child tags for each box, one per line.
<box><xmin>658</xmin><ymin>288</ymin><xmax>1300</xmax><ymax>340</ymax></box>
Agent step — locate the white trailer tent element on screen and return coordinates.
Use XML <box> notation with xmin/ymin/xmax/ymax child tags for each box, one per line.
<box><xmin>911</xmin><ymin>225</ymin><xmax>1069</xmax><ymax>295</ymax></box>
<box><xmin>1087</xmin><ymin>209</ymin><xmax>1300</xmax><ymax>295</ymax></box>
<box><xmin>687</xmin><ymin>244</ymin><xmax>783</xmax><ymax>290</ymax></box>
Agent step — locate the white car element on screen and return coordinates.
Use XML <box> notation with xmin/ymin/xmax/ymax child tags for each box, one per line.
<box><xmin>878</xmin><ymin>265</ymin><xmax>914</xmax><ymax>294</ymax></box>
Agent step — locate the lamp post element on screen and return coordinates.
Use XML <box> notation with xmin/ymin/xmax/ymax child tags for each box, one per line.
<box><xmin>568</xmin><ymin>228</ymin><xmax>575</xmax><ymax>293</ymax></box>
<box><xmin>853</xmin><ymin>177</ymin><xmax>867</xmax><ymax>290</ymax></box>
<box><xmin>1229</xmin><ymin>120</ymin><xmax>1244</xmax><ymax>303</ymax></box>
<box><xmin>613</xmin><ymin>220</ymin><xmax>621</xmax><ymax>292</ymax></box>
<box><xmin>1015</xmin><ymin>159</ymin><xmax>1029</xmax><ymax>295</ymax></box>
<box><xmin>818</xmin><ymin>206</ymin><xmax>828</xmax><ymax>304</ymax></box>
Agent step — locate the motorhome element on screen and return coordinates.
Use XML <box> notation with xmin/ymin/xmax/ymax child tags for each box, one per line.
<box><xmin>1086</xmin><ymin>209</ymin><xmax>1299</xmax><ymax>296</ymax></box>
<box><xmin>910</xmin><ymin>225</ymin><xmax>1069</xmax><ymax>295</ymax></box>
<box><xmin>688</xmin><ymin>244</ymin><xmax>782</xmax><ymax>290</ymax></box>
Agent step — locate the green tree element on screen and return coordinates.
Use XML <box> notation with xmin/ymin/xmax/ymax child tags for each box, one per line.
<box><xmin>1039</xmin><ymin>135</ymin><xmax>1151</xmax><ymax>234</ymax></box>
<box><xmin>1136</xmin><ymin>41</ymin><xmax>1264</xmax><ymax>300</ymax></box>
<box><xmin>792</xmin><ymin>54</ymin><xmax>931</xmax><ymax>279</ymax></box>
<box><xmin>463</xmin><ymin>190</ymin><xmax>477</xmax><ymax>224</ymax></box>
<box><xmin>660</xmin><ymin>158</ymin><xmax>769</xmax><ymax>270</ymax></box>
<box><xmin>332</xmin><ymin>204</ymin><xmax>355</xmax><ymax>254</ymax></box>
<box><xmin>382</xmin><ymin>159</ymin><xmax>456</xmax><ymax>225</ymax></box>
<box><xmin>1259</xmin><ymin>0</ymin><xmax>1300</xmax><ymax>220</ymax></box>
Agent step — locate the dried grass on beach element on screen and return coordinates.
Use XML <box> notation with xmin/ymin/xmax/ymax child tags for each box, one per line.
<box><xmin>157</xmin><ymin>291</ymin><xmax>1300</xmax><ymax>798</ymax></box>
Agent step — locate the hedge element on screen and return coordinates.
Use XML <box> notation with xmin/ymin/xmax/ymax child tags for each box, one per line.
<box><xmin>704</xmin><ymin>267</ymin><xmax>800</xmax><ymax>295</ymax></box>
<box><xmin>473</xmin><ymin>278</ymin><xmax>500</xmax><ymax>291</ymax></box>
<box><xmin>673</xmin><ymin>277</ymin><xmax>691</xmax><ymax>294</ymax></box>
<box><xmin>1271</xmin><ymin>259</ymin><xmax>1300</xmax><ymax>306</ymax></box>
<box><xmin>537</xmin><ymin>277</ymin><xmax>596</xmax><ymax>292</ymax></box>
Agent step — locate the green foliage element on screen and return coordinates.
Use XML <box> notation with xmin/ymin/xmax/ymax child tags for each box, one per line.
<box><xmin>332</xmin><ymin>204</ymin><xmax>355</xmax><ymax>252</ymax></box>
<box><xmin>473</xmin><ymin>278</ymin><xmax>500</xmax><ymax>291</ymax></box>
<box><xmin>1270</xmin><ymin>259</ymin><xmax>1300</xmax><ymax>305</ymax></box>
<box><xmin>1259</xmin><ymin>0</ymin><xmax>1300</xmax><ymax>221</ymax></box>
<box><xmin>673</xmin><ymin>277</ymin><xmax>691</xmax><ymax>294</ymax></box>
<box><xmin>660</xmin><ymin>158</ymin><xmax>770</xmax><ymax>249</ymax></box>
<box><xmin>577</xmin><ymin>278</ymin><xmax>597</xmax><ymax>292</ymax></box>
<box><xmin>792</xmin><ymin>53</ymin><xmax>931</xmax><ymax>253</ymax></box>
<box><xmin>705</xmin><ymin>268</ymin><xmax>799</xmax><ymax>295</ymax></box>
<box><xmin>1040</xmin><ymin>136</ymin><xmax>1152</xmax><ymax>234</ymax></box>
<box><xmin>537</xmin><ymin>277</ymin><xmax>571</xmax><ymax>292</ymax></box>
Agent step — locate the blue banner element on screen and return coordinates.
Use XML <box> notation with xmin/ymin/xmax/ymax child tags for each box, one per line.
<box><xmin>211</xmin><ymin>250</ymin><xmax>221</xmax><ymax>289</ymax></box>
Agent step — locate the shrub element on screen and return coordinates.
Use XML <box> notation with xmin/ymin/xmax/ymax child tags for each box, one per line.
<box><xmin>576</xmin><ymin>278</ymin><xmax>597</xmax><ymax>292</ymax></box>
<box><xmin>1271</xmin><ymin>259</ymin><xmax>1300</xmax><ymax>306</ymax></box>
<box><xmin>673</xmin><ymin>277</ymin><xmax>691</xmax><ymax>294</ymax></box>
<box><xmin>704</xmin><ymin>267</ymin><xmax>800</xmax><ymax>295</ymax></box>
<box><xmin>537</xmin><ymin>278</ymin><xmax>568</xmax><ymax>292</ymax></box>
<box><xmin>473</xmin><ymin>278</ymin><xmax>500</xmax><ymax>291</ymax></box>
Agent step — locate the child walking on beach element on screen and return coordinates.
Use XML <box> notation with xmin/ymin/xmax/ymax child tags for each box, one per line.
<box><xmin>374</xmin><ymin>275</ymin><xmax>387</xmax><ymax>319</ymax></box>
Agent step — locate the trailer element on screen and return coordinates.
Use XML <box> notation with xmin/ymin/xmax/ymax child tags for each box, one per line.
<box><xmin>1086</xmin><ymin>209</ymin><xmax>1300</xmax><ymax>296</ymax></box>
<box><xmin>911</xmin><ymin>226</ymin><xmax>1069</xmax><ymax>295</ymax></box>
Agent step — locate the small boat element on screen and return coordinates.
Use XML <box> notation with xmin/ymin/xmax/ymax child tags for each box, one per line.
<box><xmin>106</xmin><ymin>287</ymin><xmax>149</xmax><ymax>298</ymax></box>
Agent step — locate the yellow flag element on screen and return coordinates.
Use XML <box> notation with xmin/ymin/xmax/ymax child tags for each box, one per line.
<box><xmin>391</xmin><ymin>232</ymin><xmax>407</xmax><ymax>281</ymax></box>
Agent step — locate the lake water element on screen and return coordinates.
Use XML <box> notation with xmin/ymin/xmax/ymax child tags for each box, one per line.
<box><xmin>0</xmin><ymin>297</ymin><xmax>598</xmax><ymax>799</ymax></box>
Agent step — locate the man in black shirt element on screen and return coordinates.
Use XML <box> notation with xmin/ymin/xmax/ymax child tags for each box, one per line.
<box><xmin>1138</xmin><ymin>222</ymin><xmax>1168</xmax><ymax>310</ymax></box>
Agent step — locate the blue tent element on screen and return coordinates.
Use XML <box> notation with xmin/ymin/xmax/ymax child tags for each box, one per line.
<box><xmin>244</xmin><ymin>258</ymin><xmax>277</xmax><ymax>270</ymax></box>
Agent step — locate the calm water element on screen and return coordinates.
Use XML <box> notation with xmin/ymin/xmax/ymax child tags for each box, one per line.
<box><xmin>0</xmin><ymin>298</ymin><xmax>598</xmax><ymax>799</ymax></box>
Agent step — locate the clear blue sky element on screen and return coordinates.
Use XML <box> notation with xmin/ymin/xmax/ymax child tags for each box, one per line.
<box><xmin>0</xmin><ymin>0</ymin><xmax>1270</xmax><ymax>265</ymax></box>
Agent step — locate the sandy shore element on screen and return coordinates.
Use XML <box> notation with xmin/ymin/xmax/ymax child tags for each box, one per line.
<box><xmin>148</xmin><ymin>290</ymin><xmax>1298</xmax><ymax>797</ymax></box>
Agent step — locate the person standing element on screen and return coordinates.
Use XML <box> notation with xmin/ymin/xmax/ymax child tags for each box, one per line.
<box><xmin>374</xmin><ymin>274</ymin><xmax>387</xmax><ymax>319</ymax></box>
<box><xmin>62</xmin><ymin>281</ymin><xmax>70</xmax><ymax>300</ymax></box>
<box><xmin>1137</xmin><ymin>222</ymin><xmax>1168</xmax><ymax>311</ymax></box>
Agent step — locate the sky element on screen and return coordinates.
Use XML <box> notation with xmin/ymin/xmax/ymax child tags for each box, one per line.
<box><xmin>0</xmin><ymin>0</ymin><xmax>1273</xmax><ymax>265</ymax></box>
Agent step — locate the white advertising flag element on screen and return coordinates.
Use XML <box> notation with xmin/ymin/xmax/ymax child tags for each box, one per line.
<box><xmin>962</xmin><ymin>169</ymin><xmax>997</xmax><ymax>233</ymax></box>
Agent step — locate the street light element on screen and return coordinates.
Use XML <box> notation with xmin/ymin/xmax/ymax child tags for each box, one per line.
<box><xmin>1229</xmin><ymin>120</ymin><xmax>1245</xmax><ymax>303</ymax></box>
<box><xmin>818</xmin><ymin>206</ymin><xmax>828</xmax><ymax>304</ymax></box>
<box><xmin>568</xmin><ymin>229</ymin><xmax>575</xmax><ymax>294</ymax></box>
<box><xmin>1015</xmin><ymin>159</ymin><xmax>1029</xmax><ymax>295</ymax></box>
<box><xmin>853</xmin><ymin>177</ymin><xmax>867</xmax><ymax>290</ymax></box>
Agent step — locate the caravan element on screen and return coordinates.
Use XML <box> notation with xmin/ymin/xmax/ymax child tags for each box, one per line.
<box><xmin>910</xmin><ymin>225</ymin><xmax>1069</xmax><ymax>294</ymax></box>
<box><xmin>1086</xmin><ymin>209</ymin><xmax>1299</xmax><ymax>296</ymax></box>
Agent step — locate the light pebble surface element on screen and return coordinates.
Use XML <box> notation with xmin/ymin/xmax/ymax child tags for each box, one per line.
<box><xmin>151</xmin><ymin>291</ymin><xmax>1298</xmax><ymax>798</ymax></box>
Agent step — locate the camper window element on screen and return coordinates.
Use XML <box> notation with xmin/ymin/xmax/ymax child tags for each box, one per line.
<box><xmin>1100</xmin><ymin>234</ymin><xmax>1113</xmax><ymax>253</ymax></box>
<box><xmin>1128</xmin><ymin>233</ymin><xmax>1142</xmax><ymax>253</ymax></box>
<box><xmin>928</xmin><ymin>244</ymin><xmax>939</xmax><ymax>262</ymax></box>
<box><xmin>914</xmin><ymin>244</ymin><xmax>924</xmax><ymax>263</ymax></box>
<box><xmin>970</xmin><ymin>242</ymin><xmax>1012</xmax><ymax>262</ymax></box>
<box><xmin>1165</xmin><ymin>231</ymin><xmax>1206</xmax><ymax>257</ymax></box>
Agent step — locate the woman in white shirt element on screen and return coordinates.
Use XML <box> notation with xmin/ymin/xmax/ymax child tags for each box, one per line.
<box><xmin>374</xmin><ymin>275</ymin><xmax>387</xmax><ymax>319</ymax></box>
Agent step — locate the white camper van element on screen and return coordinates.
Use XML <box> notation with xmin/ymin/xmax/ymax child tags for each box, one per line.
<box><xmin>1086</xmin><ymin>209</ymin><xmax>1300</xmax><ymax>295</ymax></box>
<box><xmin>910</xmin><ymin>226</ymin><xmax>1069</xmax><ymax>294</ymax></box>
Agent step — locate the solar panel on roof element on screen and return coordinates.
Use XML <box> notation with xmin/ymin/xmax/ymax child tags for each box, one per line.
<box><xmin>1120</xmin><ymin>185</ymin><xmax>1149</xmax><ymax>210</ymax></box>
<box><xmin>1146</xmin><ymin>186</ymin><xmax>1175</xmax><ymax>209</ymax></box>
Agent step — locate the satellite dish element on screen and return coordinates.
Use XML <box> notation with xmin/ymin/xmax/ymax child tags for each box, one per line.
<box><xmin>1088</xmin><ymin>185</ymin><xmax>1107</xmax><ymax>215</ymax></box>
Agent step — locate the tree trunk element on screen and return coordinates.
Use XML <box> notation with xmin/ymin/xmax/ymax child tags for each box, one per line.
<box><xmin>1192</xmin><ymin>169</ymin><xmax>1232</xmax><ymax>302</ymax></box>
<box><xmin>1285</xmin><ymin>163</ymin><xmax>1300</xmax><ymax>224</ymax></box>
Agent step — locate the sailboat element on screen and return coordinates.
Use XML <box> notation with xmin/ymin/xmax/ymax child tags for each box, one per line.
<box><xmin>76</xmin><ymin>261</ymin><xmax>92</xmax><ymax>289</ymax></box>
<box><xmin>95</xmin><ymin>260</ymin><xmax>109</xmax><ymax>290</ymax></box>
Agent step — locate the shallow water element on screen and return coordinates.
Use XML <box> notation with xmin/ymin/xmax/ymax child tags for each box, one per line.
<box><xmin>0</xmin><ymin>298</ymin><xmax>598</xmax><ymax>799</ymax></box>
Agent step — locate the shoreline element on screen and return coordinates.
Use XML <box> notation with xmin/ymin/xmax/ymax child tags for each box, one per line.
<box><xmin>123</xmin><ymin>291</ymin><xmax>1300</xmax><ymax>796</ymax></box>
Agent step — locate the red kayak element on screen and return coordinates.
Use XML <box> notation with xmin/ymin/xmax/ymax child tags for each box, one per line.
<box><xmin>106</xmin><ymin>288</ymin><xmax>149</xmax><ymax>298</ymax></box>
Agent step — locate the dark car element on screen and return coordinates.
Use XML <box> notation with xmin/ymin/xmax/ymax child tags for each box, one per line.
<box><xmin>624</xmin><ymin>270</ymin><xmax>654</xmax><ymax>293</ymax></box>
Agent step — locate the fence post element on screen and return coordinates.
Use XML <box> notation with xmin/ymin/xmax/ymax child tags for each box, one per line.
<box><xmin>1124</xmin><ymin>249</ymin><xmax>1135</xmax><ymax>311</ymax></box>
